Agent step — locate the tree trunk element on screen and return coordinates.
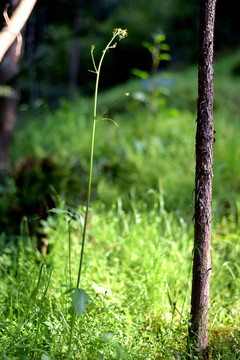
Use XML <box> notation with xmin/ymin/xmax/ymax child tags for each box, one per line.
<box><xmin>189</xmin><ymin>0</ymin><xmax>217</xmax><ymax>356</ymax></box>
<box><xmin>0</xmin><ymin>0</ymin><xmax>20</xmax><ymax>175</ymax></box>
<box><xmin>0</xmin><ymin>0</ymin><xmax>37</xmax><ymax>175</ymax></box>
<box><xmin>0</xmin><ymin>0</ymin><xmax>37</xmax><ymax>62</ymax></box>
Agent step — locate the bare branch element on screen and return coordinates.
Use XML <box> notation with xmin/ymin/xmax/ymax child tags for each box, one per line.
<box><xmin>0</xmin><ymin>0</ymin><xmax>37</xmax><ymax>62</ymax></box>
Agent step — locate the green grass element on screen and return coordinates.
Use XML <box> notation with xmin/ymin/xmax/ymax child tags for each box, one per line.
<box><xmin>1</xmin><ymin>49</ymin><xmax>240</xmax><ymax>358</ymax></box>
<box><xmin>10</xmin><ymin>49</ymin><xmax>240</xmax><ymax>217</ymax></box>
<box><xmin>1</xmin><ymin>198</ymin><xmax>239</xmax><ymax>358</ymax></box>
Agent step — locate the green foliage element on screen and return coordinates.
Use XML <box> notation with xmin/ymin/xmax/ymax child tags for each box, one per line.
<box><xmin>10</xmin><ymin>50</ymin><xmax>240</xmax><ymax>221</ymax></box>
<box><xmin>1</xmin><ymin>199</ymin><xmax>239</xmax><ymax>358</ymax></box>
<box><xmin>142</xmin><ymin>33</ymin><xmax>171</xmax><ymax>68</ymax></box>
<box><xmin>11</xmin><ymin>101</ymin><xmax>195</xmax><ymax>216</ymax></box>
<box><xmin>61</xmin><ymin>28</ymin><xmax>129</xmax><ymax>355</ymax></box>
<box><xmin>131</xmin><ymin>31</ymin><xmax>171</xmax><ymax>114</ymax></box>
<box><xmin>70</xmin><ymin>288</ymin><xmax>91</xmax><ymax>316</ymax></box>
<box><xmin>18</xmin><ymin>0</ymin><xmax>240</xmax><ymax>106</ymax></box>
<box><xmin>1</xmin><ymin>46</ymin><xmax>240</xmax><ymax>359</ymax></box>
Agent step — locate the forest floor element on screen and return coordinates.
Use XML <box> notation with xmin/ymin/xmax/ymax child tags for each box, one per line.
<box><xmin>0</xmin><ymin>49</ymin><xmax>240</xmax><ymax>359</ymax></box>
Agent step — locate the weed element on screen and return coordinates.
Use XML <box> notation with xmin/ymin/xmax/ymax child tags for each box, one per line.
<box><xmin>52</xmin><ymin>28</ymin><xmax>129</xmax><ymax>356</ymax></box>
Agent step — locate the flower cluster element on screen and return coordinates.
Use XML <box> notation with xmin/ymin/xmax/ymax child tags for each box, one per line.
<box><xmin>113</xmin><ymin>28</ymin><xmax>128</xmax><ymax>41</ymax></box>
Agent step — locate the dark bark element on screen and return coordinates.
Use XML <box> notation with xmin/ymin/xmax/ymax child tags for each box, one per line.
<box><xmin>189</xmin><ymin>0</ymin><xmax>217</xmax><ymax>356</ymax></box>
<box><xmin>0</xmin><ymin>0</ymin><xmax>20</xmax><ymax>175</ymax></box>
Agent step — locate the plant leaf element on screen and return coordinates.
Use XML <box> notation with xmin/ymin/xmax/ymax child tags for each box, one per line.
<box><xmin>48</xmin><ymin>208</ymin><xmax>71</xmax><ymax>216</ymax></box>
<box><xmin>96</xmin><ymin>93</ymin><xmax>127</xmax><ymax>122</ymax></box>
<box><xmin>159</xmin><ymin>53</ymin><xmax>171</xmax><ymax>61</ymax></box>
<box><xmin>155</xmin><ymin>33</ymin><xmax>166</xmax><ymax>43</ymax></box>
<box><xmin>71</xmin><ymin>288</ymin><xmax>91</xmax><ymax>316</ymax></box>
<box><xmin>97</xmin><ymin>118</ymin><xmax>118</xmax><ymax>127</ymax></box>
<box><xmin>142</xmin><ymin>41</ymin><xmax>154</xmax><ymax>54</ymax></box>
<box><xmin>131</xmin><ymin>68</ymin><xmax>149</xmax><ymax>80</ymax></box>
<box><xmin>63</xmin><ymin>287</ymin><xmax>74</xmax><ymax>295</ymax></box>
<box><xmin>48</xmin><ymin>208</ymin><xmax>84</xmax><ymax>225</ymax></box>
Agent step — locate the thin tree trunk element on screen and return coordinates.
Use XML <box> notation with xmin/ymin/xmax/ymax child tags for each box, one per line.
<box><xmin>0</xmin><ymin>0</ymin><xmax>37</xmax><ymax>174</ymax></box>
<box><xmin>0</xmin><ymin>0</ymin><xmax>37</xmax><ymax>62</ymax></box>
<box><xmin>0</xmin><ymin>0</ymin><xmax>20</xmax><ymax>174</ymax></box>
<box><xmin>189</xmin><ymin>0</ymin><xmax>217</xmax><ymax>356</ymax></box>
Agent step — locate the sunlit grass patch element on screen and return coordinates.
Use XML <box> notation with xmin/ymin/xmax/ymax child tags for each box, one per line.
<box><xmin>1</xmin><ymin>48</ymin><xmax>240</xmax><ymax>359</ymax></box>
<box><xmin>1</xmin><ymin>197</ymin><xmax>239</xmax><ymax>358</ymax></box>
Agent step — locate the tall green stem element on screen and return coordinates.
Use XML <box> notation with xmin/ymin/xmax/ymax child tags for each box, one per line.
<box><xmin>68</xmin><ymin>29</ymin><xmax>127</xmax><ymax>357</ymax></box>
<box><xmin>76</xmin><ymin>118</ymin><xmax>96</xmax><ymax>288</ymax></box>
<box><xmin>76</xmin><ymin>36</ymin><xmax>114</xmax><ymax>289</ymax></box>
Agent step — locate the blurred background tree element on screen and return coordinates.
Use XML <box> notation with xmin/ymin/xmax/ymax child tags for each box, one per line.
<box><xmin>0</xmin><ymin>0</ymin><xmax>20</xmax><ymax>174</ymax></box>
<box><xmin>0</xmin><ymin>0</ymin><xmax>37</xmax><ymax>174</ymax></box>
<box><xmin>1</xmin><ymin>0</ymin><xmax>240</xmax><ymax>237</ymax></box>
<box><xmin>4</xmin><ymin>0</ymin><xmax>238</xmax><ymax>106</ymax></box>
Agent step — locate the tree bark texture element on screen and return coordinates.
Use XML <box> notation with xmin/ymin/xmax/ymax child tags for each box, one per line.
<box><xmin>189</xmin><ymin>0</ymin><xmax>216</xmax><ymax>355</ymax></box>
